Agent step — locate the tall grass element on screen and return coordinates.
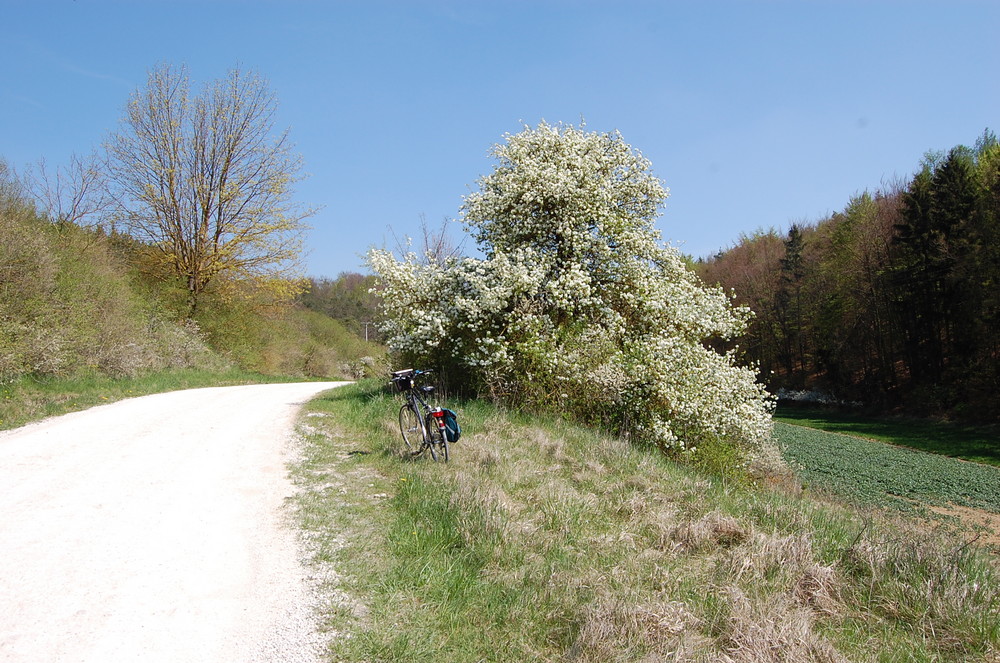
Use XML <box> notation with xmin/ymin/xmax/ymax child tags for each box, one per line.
<box><xmin>1</xmin><ymin>203</ymin><xmax>236</xmax><ymax>382</ymax></box>
<box><xmin>194</xmin><ymin>293</ymin><xmax>384</xmax><ymax>378</ymax></box>
<box><xmin>292</xmin><ymin>382</ymin><xmax>1000</xmax><ymax>662</ymax></box>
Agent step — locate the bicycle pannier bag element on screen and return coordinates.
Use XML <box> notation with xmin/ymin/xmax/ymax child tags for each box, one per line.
<box><xmin>442</xmin><ymin>408</ymin><xmax>461</xmax><ymax>443</ymax></box>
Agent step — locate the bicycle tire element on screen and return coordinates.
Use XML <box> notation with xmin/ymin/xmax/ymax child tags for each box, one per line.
<box><xmin>399</xmin><ymin>404</ymin><xmax>423</xmax><ymax>452</ymax></box>
<box><xmin>425</xmin><ymin>413</ymin><xmax>449</xmax><ymax>463</ymax></box>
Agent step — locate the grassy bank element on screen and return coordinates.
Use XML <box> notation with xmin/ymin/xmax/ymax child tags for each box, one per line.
<box><xmin>0</xmin><ymin>367</ymin><xmax>315</xmax><ymax>431</ymax></box>
<box><xmin>293</xmin><ymin>381</ymin><xmax>1000</xmax><ymax>662</ymax></box>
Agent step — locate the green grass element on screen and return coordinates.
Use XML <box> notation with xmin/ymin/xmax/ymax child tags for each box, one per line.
<box><xmin>0</xmin><ymin>367</ymin><xmax>315</xmax><ymax>431</ymax></box>
<box><xmin>292</xmin><ymin>381</ymin><xmax>1000</xmax><ymax>662</ymax></box>
<box><xmin>775</xmin><ymin>404</ymin><xmax>1000</xmax><ymax>467</ymax></box>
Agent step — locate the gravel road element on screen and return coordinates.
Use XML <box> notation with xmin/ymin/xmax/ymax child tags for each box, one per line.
<box><xmin>0</xmin><ymin>381</ymin><xmax>349</xmax><ymax>662</ymax></box>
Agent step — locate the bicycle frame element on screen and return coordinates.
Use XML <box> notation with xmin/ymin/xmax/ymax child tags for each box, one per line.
<box><xmin>406</xmin><ymin>384</ymin><xmax>434</xmax><ymax>416</ymax></box>
<box><xmin>392</xmin><ymin>369</ymin><xmax>449</xmax><ymax>462</ymax></box>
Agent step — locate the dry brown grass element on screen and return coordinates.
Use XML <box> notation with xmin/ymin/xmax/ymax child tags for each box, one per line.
<box><xmin>566</xmin><ymin>595</ymin><xmax>710</xmax><ymax>662</ymax></box>
<box><xmin>671</xmin><ymin>511</ymin><xmax>750</xmax><ymax>553</ymax></box>
<box><xmin>792</xmin><ymin>563</ymin><xmax>843</xmax><ymax>617</ymax></box>
<box><xmin>723</xmin><ymin>531</ymin><xmax>814</xmax><ymax>584</ymax></box>
<box><xmin>721</xmin><ymin>589</ymin><xmax>849</xmax><ymax>663</ymax></box>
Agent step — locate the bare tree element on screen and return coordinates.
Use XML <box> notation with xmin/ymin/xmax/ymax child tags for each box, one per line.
<box><xmin>22</xmin><ymin>152</ymin><xmax>111</xmax><ymax>227</ymax></box>
<box><xmin>390</xmin><ymin>213</ymin><xmax>465</xmax><ymax>265</ymax></box>
<box><xmin>105</xmin><ymin>63</ymin><xmax>314</xmax><ymax>314</ymax></box>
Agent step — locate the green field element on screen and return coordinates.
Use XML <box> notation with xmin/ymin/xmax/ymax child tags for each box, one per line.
<box><xmin>776</xmin><ymin>405</ymin><xmax>1000</xmax><ymax>467</ymax></box>
<box><xmin>776</xmin><ymin>421</ymin><xmax>1000</xmax><ymax>514</ymax></box>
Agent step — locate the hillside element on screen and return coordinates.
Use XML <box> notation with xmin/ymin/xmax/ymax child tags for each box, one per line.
<box><xmin>292</xmin><ymin>381</ymin><xmax>1000</xmax><ymax>662</ymax></box>
<box><xmin>0</xmin><ymin>167</ymin><xmax>382</xmax><ymax>427</ymax></box>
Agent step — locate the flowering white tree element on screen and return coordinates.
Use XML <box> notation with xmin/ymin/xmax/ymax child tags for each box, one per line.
<box><xmin>369</xmin><ymin>122</ymin><xmax>774</xmax><ymax>461</ymax></box>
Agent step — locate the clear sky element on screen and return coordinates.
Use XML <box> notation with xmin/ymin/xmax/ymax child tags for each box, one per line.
<box><xmin>3</xmin><ymin>0</ymin><xmax>997</xmax><ymax>278</ymax></box>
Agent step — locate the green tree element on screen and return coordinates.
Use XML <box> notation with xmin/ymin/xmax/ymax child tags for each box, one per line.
<box><xmin>813</xmin><ymin>192</ymin><xmax>901</xmax><ymax>404</ymax></box>
<box><xmin>892</xmin><ymin>148</ymin><xmax>977</xmax><ymax>387</ymax></box>
<box><xmin>971</xmin><ymin>131</ymin><xmax>1000</xmax><ymax>341</ymax></box>
<box><xmin>695</xmin><ymin>229</ymin><xmax>785</xmax><ymax>382</ymax></box>
<box><xmin>105</xmin><ymin>63</ymin><xmax>313</xmax><ymax>315</ymax></box>
<box><xmin>775</xmin><ymin>224</ymin><xmax>807</xmax><ymax>384</ymax></box>
<box><xmin>702</xmin><ymin>130</ymin><xmax>1000</xmax><ymax>421</ymax></box>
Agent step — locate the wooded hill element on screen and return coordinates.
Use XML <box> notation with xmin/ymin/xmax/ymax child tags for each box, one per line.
<box><xmin>0</xmin><ymin>160</ymin><xmax>379</xmax><ymax>387</ymax></box>
<box><xmin>697</xmin><ymin>130</ymin><xmax>1000</xmax><ymax>421</ymax></box>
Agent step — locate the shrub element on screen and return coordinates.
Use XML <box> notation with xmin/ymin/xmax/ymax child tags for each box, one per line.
<box><xmin>369</xmin><ymin>122</ymin><xmax>775</xmax><ymax>466</ymax></box>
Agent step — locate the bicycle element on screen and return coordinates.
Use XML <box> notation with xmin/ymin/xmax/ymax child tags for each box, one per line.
<box><xmin>391</xmin><ymin>368</ymin><xmax>450</xmax><ymax>462</ymax></box>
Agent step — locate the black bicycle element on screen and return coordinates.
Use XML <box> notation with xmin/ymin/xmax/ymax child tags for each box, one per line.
<box><xmin>391</xmin><ymin>368</ymin><xmax>450</xmax><ymax>462</ymax></box>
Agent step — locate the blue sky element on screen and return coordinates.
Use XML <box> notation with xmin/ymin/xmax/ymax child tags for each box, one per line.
<box><xmin>3</xmin><ymin>0</ymin><xmax>997</xmax><ymax>277</ymax></box>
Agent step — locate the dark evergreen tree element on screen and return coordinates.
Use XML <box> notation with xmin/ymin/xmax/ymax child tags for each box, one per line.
<box><xmin>775</xmin><ymin>224</ymin><xmax>807</xmax><ymax>385</ymax></box>
<box><xmin>892</xmin><ymin>163</ymin><xmax>948</xmax><ymax>384</ymax></box>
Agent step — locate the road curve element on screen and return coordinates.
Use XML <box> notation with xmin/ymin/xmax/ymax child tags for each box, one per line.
<box><xmin>0</xmin><ymin>381</ymin><xmax>349</xmax><ymax>662</ymax></box>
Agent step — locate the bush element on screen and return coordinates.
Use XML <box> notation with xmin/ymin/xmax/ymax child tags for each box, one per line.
<box><xmin>0</xmin><ymin>155</ymin><xmax>378</xmax><ymax>390</ymax></box>
<box><xmin>369</xmin><ymin>122</ymin><xmax>775</xmax><ymax>467</ymax></box>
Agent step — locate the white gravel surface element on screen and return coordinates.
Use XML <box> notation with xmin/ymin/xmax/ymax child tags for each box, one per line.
<box><xmin>0</xmin><ymin>381</ymin><xmax>349</xmax><ymax>662</ymax></box>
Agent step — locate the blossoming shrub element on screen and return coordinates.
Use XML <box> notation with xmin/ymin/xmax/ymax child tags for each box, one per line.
<box><xmin>369</xmin><ymin>122</ymin><xmax>775</xmax><ymax>465</ymax></box>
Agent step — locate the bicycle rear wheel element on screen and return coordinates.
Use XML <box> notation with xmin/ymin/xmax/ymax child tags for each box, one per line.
<box><xmin>425</xmin><ymin>413</ymin><xmax>449</xmax><ymax>463</ymax></box>
<box><xmin>399</xmin><ymin>404</ymin><xmax>423</xmax><ymax>453</ymax></box>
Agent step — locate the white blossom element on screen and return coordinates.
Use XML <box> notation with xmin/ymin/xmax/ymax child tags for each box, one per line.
<box><xmin>368</xmin><ymin>122</ymin><xmax>774</xmax><ymax>461</ymax></box>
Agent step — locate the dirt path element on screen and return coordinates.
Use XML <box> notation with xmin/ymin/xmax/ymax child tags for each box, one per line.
<box><xmin>0</xmin><ymin>381</ymin><xmax>348</xmax><ymax>662</ymax></box>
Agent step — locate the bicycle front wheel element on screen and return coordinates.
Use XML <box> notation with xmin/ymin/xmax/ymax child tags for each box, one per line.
<box><xmin>399</xmin><ymin>404</ymin><xmax>423</xmax><ymax>452</ymax></box>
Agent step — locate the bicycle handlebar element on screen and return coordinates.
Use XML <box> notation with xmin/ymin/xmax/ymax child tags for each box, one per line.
<box><xmin>390</xmin><ymin>368</ymin><xmax>431</xmax><ymax>380</ymax></box>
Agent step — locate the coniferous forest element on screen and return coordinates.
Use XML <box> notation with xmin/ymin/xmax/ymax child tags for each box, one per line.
<box><xmin>698</xmin><ymin>130</ymin><xmax>1000</xmax><ymax>421</ymax></box>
